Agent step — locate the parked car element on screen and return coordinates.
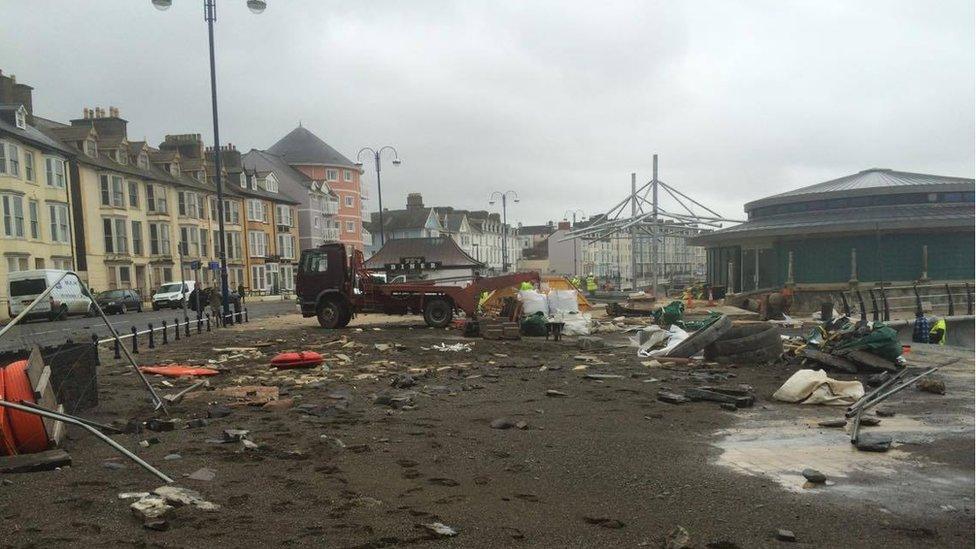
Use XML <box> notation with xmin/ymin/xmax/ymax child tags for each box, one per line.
<box><xmin>7</xmin><ymin>269</ymin><xmax>93</xmax><ymax>322</ymax></box>
<box><xmin>151</xmin><ymin>281</ymin><xmax>195</xmax><ymax>311</ymax></box>
<box><xmin>95</xmin><ymin>289</ymin><xmax>143</xmax><ymax>314</ymax></box>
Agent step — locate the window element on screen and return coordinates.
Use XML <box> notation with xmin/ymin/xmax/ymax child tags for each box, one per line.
<box><xmin>6</xmin><ymin>143</ymin><xmax>20</xmax><ymax>177</ymax></box>
<box><xmin>226</xmin><ymin>231</ymin><xmax>243</xmax><ymax>259</ymax></box>
<box><xmin>248</xmin><ymin>230</ymin><xmax>268</xmax><ymax>257</ymax></box>
<box><xmin>49</xmin><ymin>203</ymin><xmax>69</xmax><ymax>243</ymax></box>
<box><xmin>276</xmin><ymin>205</ymin><xmax>293</xmax><ymax>227</ymax></box>
<box><xmin>85</xmin><ymin>140</ymin><xmax>97</xmax><ymax>158</ymax></box>
<box><xmin>223</xmin><ymin>200</ymin><xmax>240</xmax><ymax>224</ymax></box>
<box><xmin>28</xmin><ymin>200</ymin><xmax>39</xmax><ymax>239</ymax></box>
<box><xmin>2</xmin><ymin>194</ymin><xmax>25</xmax><ymax>237</ymax></box>
<box><xmin>264</xmin><ymin>175</ymin><xmax>278</xmax><ymax>193</ymax></box>
<box><xmin>46</xmin><ymin>158</ymin><xmax>65</xmax><ymax>187</ymax></box>
<box><xmin>52</xmin><ymin>258</ymin><xmax>72</xmax><ymax>270</ymax></box>
<box><xmin>200</xmin><ymin>228</ymin><xmax>209</xmax><ymax>257</ymax></box>
<box><xmin>239</xmin><ymin>172</ymin><xmax>246</xmax><ymax>189</ymax></box>
<box><xmin>345</xmin><ymin>221</ymin><xmax>355</xmax><ymax>233</ymax></box>
<box><xmin>149</xmin><ymin>223</ymin><xmax>171</xmax><ymax>255</ymax></box>
<box><xmin>6</xmin><ymin>256</ymin><xmax>29</xmax><ymax>273</ymax></box>
<box><xmin>247</xmin><ymin>199</ymin><xmax>267</xmax><ymax>222</ymax></box>
<box><xmin>277</xmin><ymin>234</ymin><xmax>295</xmax><ymax>259</ymax></box>
<box><xmin>103</xmin><ymin>218</ymin><xmax>128</xmax><ymax>254</ymax></box>
<box><xmin>14</xmin><ymin>108</ymin><xmax>26</xmax><ymax>129</ymax></box>
<box><xmin>131</xmin><ymin>221</ymin><xmax>143</xmax><ymax>255</ymax></box>
<box><xmin>326</xmin><ymin>169</ymin><xmax>338</xmax><ymax>181</ymax></box>
<box><xmin>24</xmin><ymin>151</ymin><xmax>34</xmax><ymax>182</ymax></box>
<box><xmin>179</xmin><ymin>226</ymin><xmax>200</xmax><ymax>256</ymax></box>
<box><xmin>250</xmin><ymin>265</ymin><xmax>267</xmax><ymax>291</ymax></box>
<box><xmin>138</xmin><ymin>153</ymin><xmax>149</xmax><ymax>169</ymax></box>
<box><xmin>100</xmin><ymin>174</ymin><xmax>124</xmax><ymax>206</ymax></box>
<box><xmin>128</xmin><ymin>181</ymin><xmax>139</xmax><ymax>207</ymax></box>
<box><xmin>313</xmin><ymin>217</ymin><xmax>320</xmax><ymax>228</ymax></box>
<box><xmin>280</xmin><ymin>264</ymin><xmax>295</xmax><ymax>291</ymax></box>
<box><xmin>0</xmin><ymin>141</ymin><xmax>5</xmax><ymax>174</ymax></box>
<box><xmin>344</xmin><ymin>195</ymin><xmax>354</xmax><ymax>207</ymax></box>
<box><xmin>178</xmin><ymin>191</ymin><xmax>186</xmax><ymax>216</ymax></box>
<box><xmin>344</xmin><ymin>170</ymin><xmax>352</xmax><ymax>182</ymax></box>
<box><xmin>147</xmin><ymin>184</ymin><xmax>168</xmax><ymax>213</ymax></box>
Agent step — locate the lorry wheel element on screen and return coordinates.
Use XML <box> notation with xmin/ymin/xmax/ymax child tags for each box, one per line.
<box><xmin>423</xmin><ymin>299</ymin><xmax>453</xmax><ymax>328</ymax></box>
<box><xmin>337</xmin><ymin>306</ymin><xmax>352</xmax><ymax>328</ymax></box>
<box><xmin>317</xmin><ymin>299</ymin><xmax>344</xmax><ymax>329</ymax></box>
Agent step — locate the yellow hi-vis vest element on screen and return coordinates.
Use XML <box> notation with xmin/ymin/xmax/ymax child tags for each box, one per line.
<box><xmin>929</xmin><ymin>318</ymin><xmax>947</xmax><ymax>345</ymax></box>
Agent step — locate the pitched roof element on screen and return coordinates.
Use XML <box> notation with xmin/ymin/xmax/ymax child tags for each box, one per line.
<box><xmin>371</xmin><ymin>208</ymin><xmax>441</xmax><ymax>232</ymax></box>
<box><xmin>519</xmin><ymin>224</ymin><xmax>554</xmax><ymax>236</ymax></box>
<box><xmin>266</xmin><ymin>125</ymin><xmax>356</xmax><ymax>167</ymax></box>
<box><xmin>747</xmin><ymin>168</ymin><xmax>976</xmax><ymax>211</ymax></box>
<box><xmin>441</xmin><ymin>212</ymin><xmax>468</xmax><ymax>233</ymax></box>
<box><xmin>242</xmin><ymin>149</ymin><xmax>318</xmax><ymax>204</ymax></box>
<box><xmin>0</xmin><ymin>116</ymin><xmax>76</xmax><ymax>156</ymax></box>
<box><xmin>363</xmin><ymin>236</ymin><xmax>483</xmax><ymax>269</ymax></box>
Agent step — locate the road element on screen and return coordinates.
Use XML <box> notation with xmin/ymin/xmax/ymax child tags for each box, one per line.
<box><xmin>0</xmin><ymin>299</ymin><xmax>297</xmax><ymax>353</ymax></box>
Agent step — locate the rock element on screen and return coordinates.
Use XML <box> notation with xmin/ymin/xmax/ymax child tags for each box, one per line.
<box><xmin>223</xmin><ymin>429</ymin><xmax>250</xmax><ymax>442</ymax></box>
<box><xmin>802</xmin><ymin>468</ymin><xmax>826</xmax><ymax>484</ymax></box>
<box><xmin>188</xmin><ymin>467</ymin><xmax>216</xmax><ymax>482</ymax></box>
<box><xmin>391</xmin><ymin>374</ymin><xmax>416</xmax><ymax>388</ymax></box>
<box><xmin>163</xmin><ymin>454</ymin><xmax>182</xmax><ymax>461</ymax></box>
<box><xmin>583</xmin><ymin>373</ymin><xmax>624</xmax><ymax>380</ymax></box>
<box><xmin>143</xmin><ymin>519</ymin><xmax>169</xmax><ymax>531</ymax></box>
<box><xmin>776</xmin><ymin>529</ymin><xmax>796</xmax><ymax>542</ymax></box>
<box><xmin>102</xmin><ymin>459</ymin><xmax>126</xmax><ymax>470</ymax></box>
<box><xmin>118</xmin><ymin>491</ymin><xmax>151</xmax><ymax>500</ymax></box>
<box><xmin>583</xmin><ymin>516</ymin><xmax>626</xmax><ymax>529</ymax></box>
<box><xmin>720</xmin><ymin>403</ymin><xmax>738</xmax><ymax>411</ymax></box>
<box><xmin>545</xmin><ymin>389</ymin><xmax>569</xmax><ymax>397</ymax></box>
<box><xmin>665</xmin><ymin>525</ymin><xmax>693</xmax><ymax>548</ymax></box>
<box><xmin>657</xmin><ymin>391</ymin><xmax>690</xmax><ymax>405</ymax></box>
<box><xmin>859</xmin><ymin>417</ymin><xmax>881</xmax><ymax>426</ymax></box>
<box><xmin>422</xmin><ymin>522</ymin><xmax>458</xmax><ymax>537</ymax></box>
<box><xmin>146</xmin><ymin>419</ymin><xmax>176</xmax><ymax>432</ymax></box>
<box><xmin>515</xmin><ymin>421</ymin><xmax>528</xmax><ymax>430</ymax></box>
<box><xmin>262</xmin><ymin>398</ymin><xmax>294</xmax><ymax>411</ymax></box>
<box><xmin>122</xmin><ymin>419</ymin><xmax>144</xmax><ymax>434</ymax></box>
<box><xmin>917</xmin><ymin>378</ymin><xmax>946</xmax><ymax>395</ymax></box>
<box><xmin>131</xmin><ymin>496</ymin><xmax>173</xmax><ymax>520</ymax></box>
<box><xmin>875</xmin><ymin>408</ymin><xmax>895</xmax><ymax>418</ymax></box>
<box><xmin>855</xmin><ymin>434</ymin><xmax>892</xmax><ymax>452</ymax></box>
<box><xmin>577</xmin><ymin>336</ymin><xmax>605</xmax><ymax>350</ymax></box>
<box><xmin>490</xmin><ymin>418</ymin><xmax>515</xmax><ymax>430</ymax></box>
<box><xmin>374</xmin><ymin>391</ymin><xmax>416</xmax><ymax>408</ymax></box>
<box><xmin>818</xmin><ymin>419</ymin><xmax>847</xmax><ymax>428</ymax></box>
<box><xmin>374</xmin><ymin>343</ymin><xmax>391</xmax><ymax>352</ymax></box>
<box><xmin>186</xmin><ymin>418</ymin><xmax>209</xmax><ymax>428</ymax></box>
<box><xmin>153</xmin><ymin>486</ymin><xmax>220</xmax><ymax>511</ymax></box>
<box><xmin>641</xmin><ymin>360</ymin><xmax>663</xmax><ymax>368</ymax></box>
<box><xmin>207</xmin><ymin>406</ymin><xmax>233</xmax><ymax>419</ymax></box>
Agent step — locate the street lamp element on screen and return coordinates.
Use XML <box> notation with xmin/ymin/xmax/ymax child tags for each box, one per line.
<box><xmin>152</xmin><ymin>0</ymin><xmax>265</xmax><ymax>324</ymax></box>
<box><xmin>488</xmin><ymin>190</ymin><xmax>519</xmax><ymax>273</ymax></box>
<box><xmin>356</xmin><ymin>146</ymin><xmax>401</xmax><ymax>247</ymax></box>
<box><xmin>564</xmin><ymin>209</ymin><xmax>584</xmax><ymax>277</ymax></box>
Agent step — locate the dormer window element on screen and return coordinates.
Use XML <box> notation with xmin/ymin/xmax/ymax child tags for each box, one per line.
<box><xmin>14</xmin><ymin>106</ymin><xmax>26</xmax><ymax>130</ymax></box>
<box><xmin>264</xmin><ymin>173</ymin><xmax>278</xmax><ymax>193</ymax></box>
<box><xmin>138</xmin><ymin>153</ymin><xmax>149</xmax><ymax>169</ymax></box>
<box><xmin>116</xmin><ymin>150</ymin><xmax>127</xmax><ymax>165</ymax></box>
<box><xmin>84</xmin><ymin>139</ymin><xmax>97</xmax><ymax>158</ymax></box>
<box><xmin>239</xmin><ymin>172</ymin><xmax>246</xmax><ymax>189</ymax></box>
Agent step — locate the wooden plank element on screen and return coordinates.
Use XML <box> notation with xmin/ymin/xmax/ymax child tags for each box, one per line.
<box><xmin>0</xmin><ymin>449</ymin><xmax>71</xmax><ymax>473</ymax></box>
<box><xmin>49</xmin><ymin>404</ymin><xmax>66</xmax><ymax>446</ymax></box>
<box><xmin>841</xmin><ymin>349</ymin><xmax>899</xmax><ymax>373</ymax></box>
<box><xmin>801</xmin><ymin>348</ymin><xmax>859</xmax><ymax>374</ymax></box>
<box><xmin>26</xmin><ymin>345</ymin><xmax>44</xmax><ymax>389</ymax></box>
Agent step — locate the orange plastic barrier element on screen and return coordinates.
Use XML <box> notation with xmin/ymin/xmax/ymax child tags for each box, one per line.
<box><xmin>270</xmin><ymin>351</ymin><xmax>324</xmax><ymax>370</ymax></box>
<box><xmin>2</xmin><ymin>360</ymin><xmax>49</xmax><ymax>454</ymax></box>
<box><xmin>139</xmin><ymin>365</ymin><xmax>220</xmax><ymax>377</ymax></box>
<box><xmin>0</xmin><ymin>368</ymin><xmax>19</xmax><ymax>456</ymax></box>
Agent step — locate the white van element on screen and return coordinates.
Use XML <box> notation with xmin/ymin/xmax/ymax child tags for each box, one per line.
<box><xmin>8</xmin><ymin>269</ymin><xmax>93</xmax><ymax>321</ymax></box>
<box><xmin>152</xmin><ymin>280</ymin><xmax>195</xmax><ymax>310</ymax></box>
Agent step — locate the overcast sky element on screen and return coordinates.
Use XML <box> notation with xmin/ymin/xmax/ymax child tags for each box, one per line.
<box><xmin>2</xmin><ymin>0</ymin><xmax>973</xmax><ymax>225</ymax></box>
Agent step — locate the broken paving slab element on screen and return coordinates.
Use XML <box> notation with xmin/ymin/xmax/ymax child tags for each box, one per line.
<box><xmin>657</xmin><ymin>391</ymin><xmax>690</xmax><ymax>405</ymax></box>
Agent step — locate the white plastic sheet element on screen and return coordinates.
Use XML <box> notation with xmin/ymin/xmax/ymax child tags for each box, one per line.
<box><xmin>636</xmin><ymin>325</ymin><xmax>689</xmax><ymax>357</ymax></box>
<box><xmin>518</xmin><ymin>290</ymin><xmax>549</xmax><ymax>316</ymax></box>
<box><xmin>772</xmin><ymin>369</ymin><xmax>864</xmax><ymax>405</ymax></box>
<box><xmin>554</xmin><ymin>311</ymin><xmax>591</xmax><ymax>336</ymax></box>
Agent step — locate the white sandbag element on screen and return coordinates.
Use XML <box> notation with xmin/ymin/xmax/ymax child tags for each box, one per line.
<box><xmin>518</xmin><ymin>290</ymin><xmax>549</xmax><ymax>316</ymax></box>
<box><xmin>548</xmin><ymin>290</ymin><xmax>580</xmax><ymax>315</ymax></box>
<box><xmin>555</xmin><ymin>311</ymin><xmax>591</xmax><ymax>336</ymax></box>
<box><xmin>772</xmin><ymin>369</ymin><xmax>864</xmax><ymax>406</ymax></box>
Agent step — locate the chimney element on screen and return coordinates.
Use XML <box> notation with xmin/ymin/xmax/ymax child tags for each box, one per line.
<box><xmin>0</xmin><ymin>72</ymin><xmax>34</xmax><ymax>123</ymax></box>
<box><xmin>557</xmin><ymin>220</ymin><xmax>571</xmax><ymax>230</ymax></box>
<box><xmin>406</xmin><ymin>193</ymin><xmax>424</xmax><ymax>210</ymax></box>
<box><xmin>109</xmin><ymin>106</ymin><xmax>119</xmax><ymax>118</ymax></box>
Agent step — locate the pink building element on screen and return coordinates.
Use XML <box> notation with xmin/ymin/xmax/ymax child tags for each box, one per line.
<box><xmin>267</xmin><ymin>125</ymin><xmax>364</xmax><ymax>252</ymax></box>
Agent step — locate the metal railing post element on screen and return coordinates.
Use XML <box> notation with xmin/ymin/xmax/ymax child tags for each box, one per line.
<box><xmin>148</xmin><ymin>323</ymin><xmax>155</xmax><ymax>349</ymax></box>
<box><xmin>174</xmin><ymin>317</ymin><xmax>181</xmax><ymax>341</ymax></box>
<box><xmin>162</xmin><ymin>320</ymin><xmax>168</xmax><ymax>344</ymax></box>
<box><xmin>131</xmin><ymin>326</ymin><xmax>139</xmax><ymax>354</ymax></box>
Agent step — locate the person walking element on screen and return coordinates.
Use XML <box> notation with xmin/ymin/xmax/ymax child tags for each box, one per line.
<box><xmin>209</xmin><ymin>285</ymin><xmax>222</xmax><ymax>322</ymax></box>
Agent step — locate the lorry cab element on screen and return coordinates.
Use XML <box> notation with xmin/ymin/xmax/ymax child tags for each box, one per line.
<box><xmin>296</xmin><ymin>243</ymin><xmax>354</xmax><ymax>326</ymax></box>
<box><xmin>7</xmin><ymin>269</ymin><xmax>92</xmax><ymax>321</ymax></box>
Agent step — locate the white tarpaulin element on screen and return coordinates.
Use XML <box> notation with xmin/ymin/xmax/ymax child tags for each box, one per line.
<box><xmin>548</xmin><ymin>290</ymin><xmax>580</xmax><ymax>315</ymax></box>
<box><xmin>518</xmin><ymin>290</ymin><xmax>549</xmax><ymax>316</ymax></box>
<box><xmin>636</xmin><ymin>325</ymin><xmax>689</xmax><ymax>357</ymax></box>
<box><xmin>772</xmin><ymin>369</ymin><xmax>864</xmax><ymax>406</ymax></box>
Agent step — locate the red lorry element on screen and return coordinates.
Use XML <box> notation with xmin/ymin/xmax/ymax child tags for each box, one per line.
<box><xmin>296</xmin><ymin>242</ymin><xmax>539</xmax><ymax>328</ymax></box>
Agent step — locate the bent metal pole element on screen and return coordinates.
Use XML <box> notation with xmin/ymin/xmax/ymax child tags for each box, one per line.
<box><xmin>0</xmin><ymin>400</ymin><xmax>173</xmax><ymax>484</ymax></box>
<box><xmin>0</xmin><ymin>271</ymin><xmax>167</xmax><ymax>414</ymax></box>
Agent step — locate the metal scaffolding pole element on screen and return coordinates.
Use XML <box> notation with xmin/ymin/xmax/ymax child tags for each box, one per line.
<box><xmin>651</xmin><ymin>154</ymin><xmax>659</xmax><ymax>297</ymax></box>
<box><xmin>630</xmin><ymin>172</ymin><xmax>638</xmax><ymax>290</ymax></box>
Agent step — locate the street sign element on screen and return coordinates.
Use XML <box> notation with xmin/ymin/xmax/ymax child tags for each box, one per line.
<box><xmin>209</xmin><ymin>261</ymin><xmax>220</xmax><ymax>271</ymax></box>
<box><xmin>190</xmin><ymin>260</ymin><xmax>201</xmax><ymax>270</ymax></box>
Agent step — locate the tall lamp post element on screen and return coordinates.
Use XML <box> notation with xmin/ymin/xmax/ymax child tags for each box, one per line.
<box><xmin>488</xmin><ymin>191</ymin><xmax>519</xmax><ymax>273</ymax></box>
<box><xmin>356</xmin><ymin>146</ymin><xmax>401</xmax><ymax>247</ymax></box>
<box><xmin>564</xmin><ymin>209</ymin><xmax>584</xmax><ymax>277</ymax></box>
<box><xmin>151</xmin><ymin>0</ymin><xmax>266</xmax><ymax>324</ymax></box>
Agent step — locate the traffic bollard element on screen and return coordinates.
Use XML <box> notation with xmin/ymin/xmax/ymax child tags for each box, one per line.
<box><xmin>131</xmin><ymin>326</ymin><xmax>139</xmax><ymax>354</ymax></box>
<box><xmin>148</xmin><ymin>323</ymin><xmax>155</xmax><ymax>349</ymax></box>
<box><xmin>162</xmin><ymin>320</ymin><xmax>168</xmax><ymax>344</ymax></box>
<box><xmin>206</xmin><ymin>313</ymin><xmax>211</xmax><ymax>332</ymax></box>
<box><xmin>197</xmin><ymin>317</ymin><xmax>202</xmax><ymax>333</ymax></box>
<box><xmin>184</xmin><ymin>316</ymin><xmax>191</xmax><ymax>338</ymax></box>
<box><xmin>244</xmin><ymin>308</ymin><xmax>249</xmax><ymax>323</ymax></box>
<box><xmin>114</xmin><ymin>337</ymin><xmax>121</xmax><ymax>360</ymax></box>
<box><xmin>174</xmin><ymin>318</ymin><xmax>181</xmax><ymax>340</ymax></box>
<box><xmin>92</xmin><ymin>333</ymin><xmax>101</xmax><ymax>366</ymax></box>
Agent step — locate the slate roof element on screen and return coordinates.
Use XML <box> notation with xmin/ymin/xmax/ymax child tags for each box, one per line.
<box><xmin>370</xmin><ymin>208</ymin><xmax>440</xmax><ymax>232</ymax></box>
<box><xmin>266</xmin><ymin>125</ymin><xmax>356</xmax><ymax>167</ymax></box>
<box><xmin>689</xmin><ymin>202</ymin><xmax>975</xmax><ymax>246</ymax></box>
<box><xmin>242</xmin><ymin>149</ymin><xmax>322</xmax><ymax>204</ymax></box>
<box><xmin>519</xmin><ymin>224</ymin><xmax>554</xmax><ymax>236</ymax></box>
<box><xmin>441</xmin><ymin>212</ymin><xmax>467</xmax><ymax>233</ymax></box>
<box><xmin>363</xmin><ymin>236</ymin><xmax>483</xmax><ymax>269</ymax></box>
<box><xmin>746</xmin><ymin>169</ymin><xmax>976</xmax><ymax>211</ymax></box>
<box><xmin>0</xmin><ymin>115</ymin><xmax>76</xmax><ymax>156</ymax></box>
